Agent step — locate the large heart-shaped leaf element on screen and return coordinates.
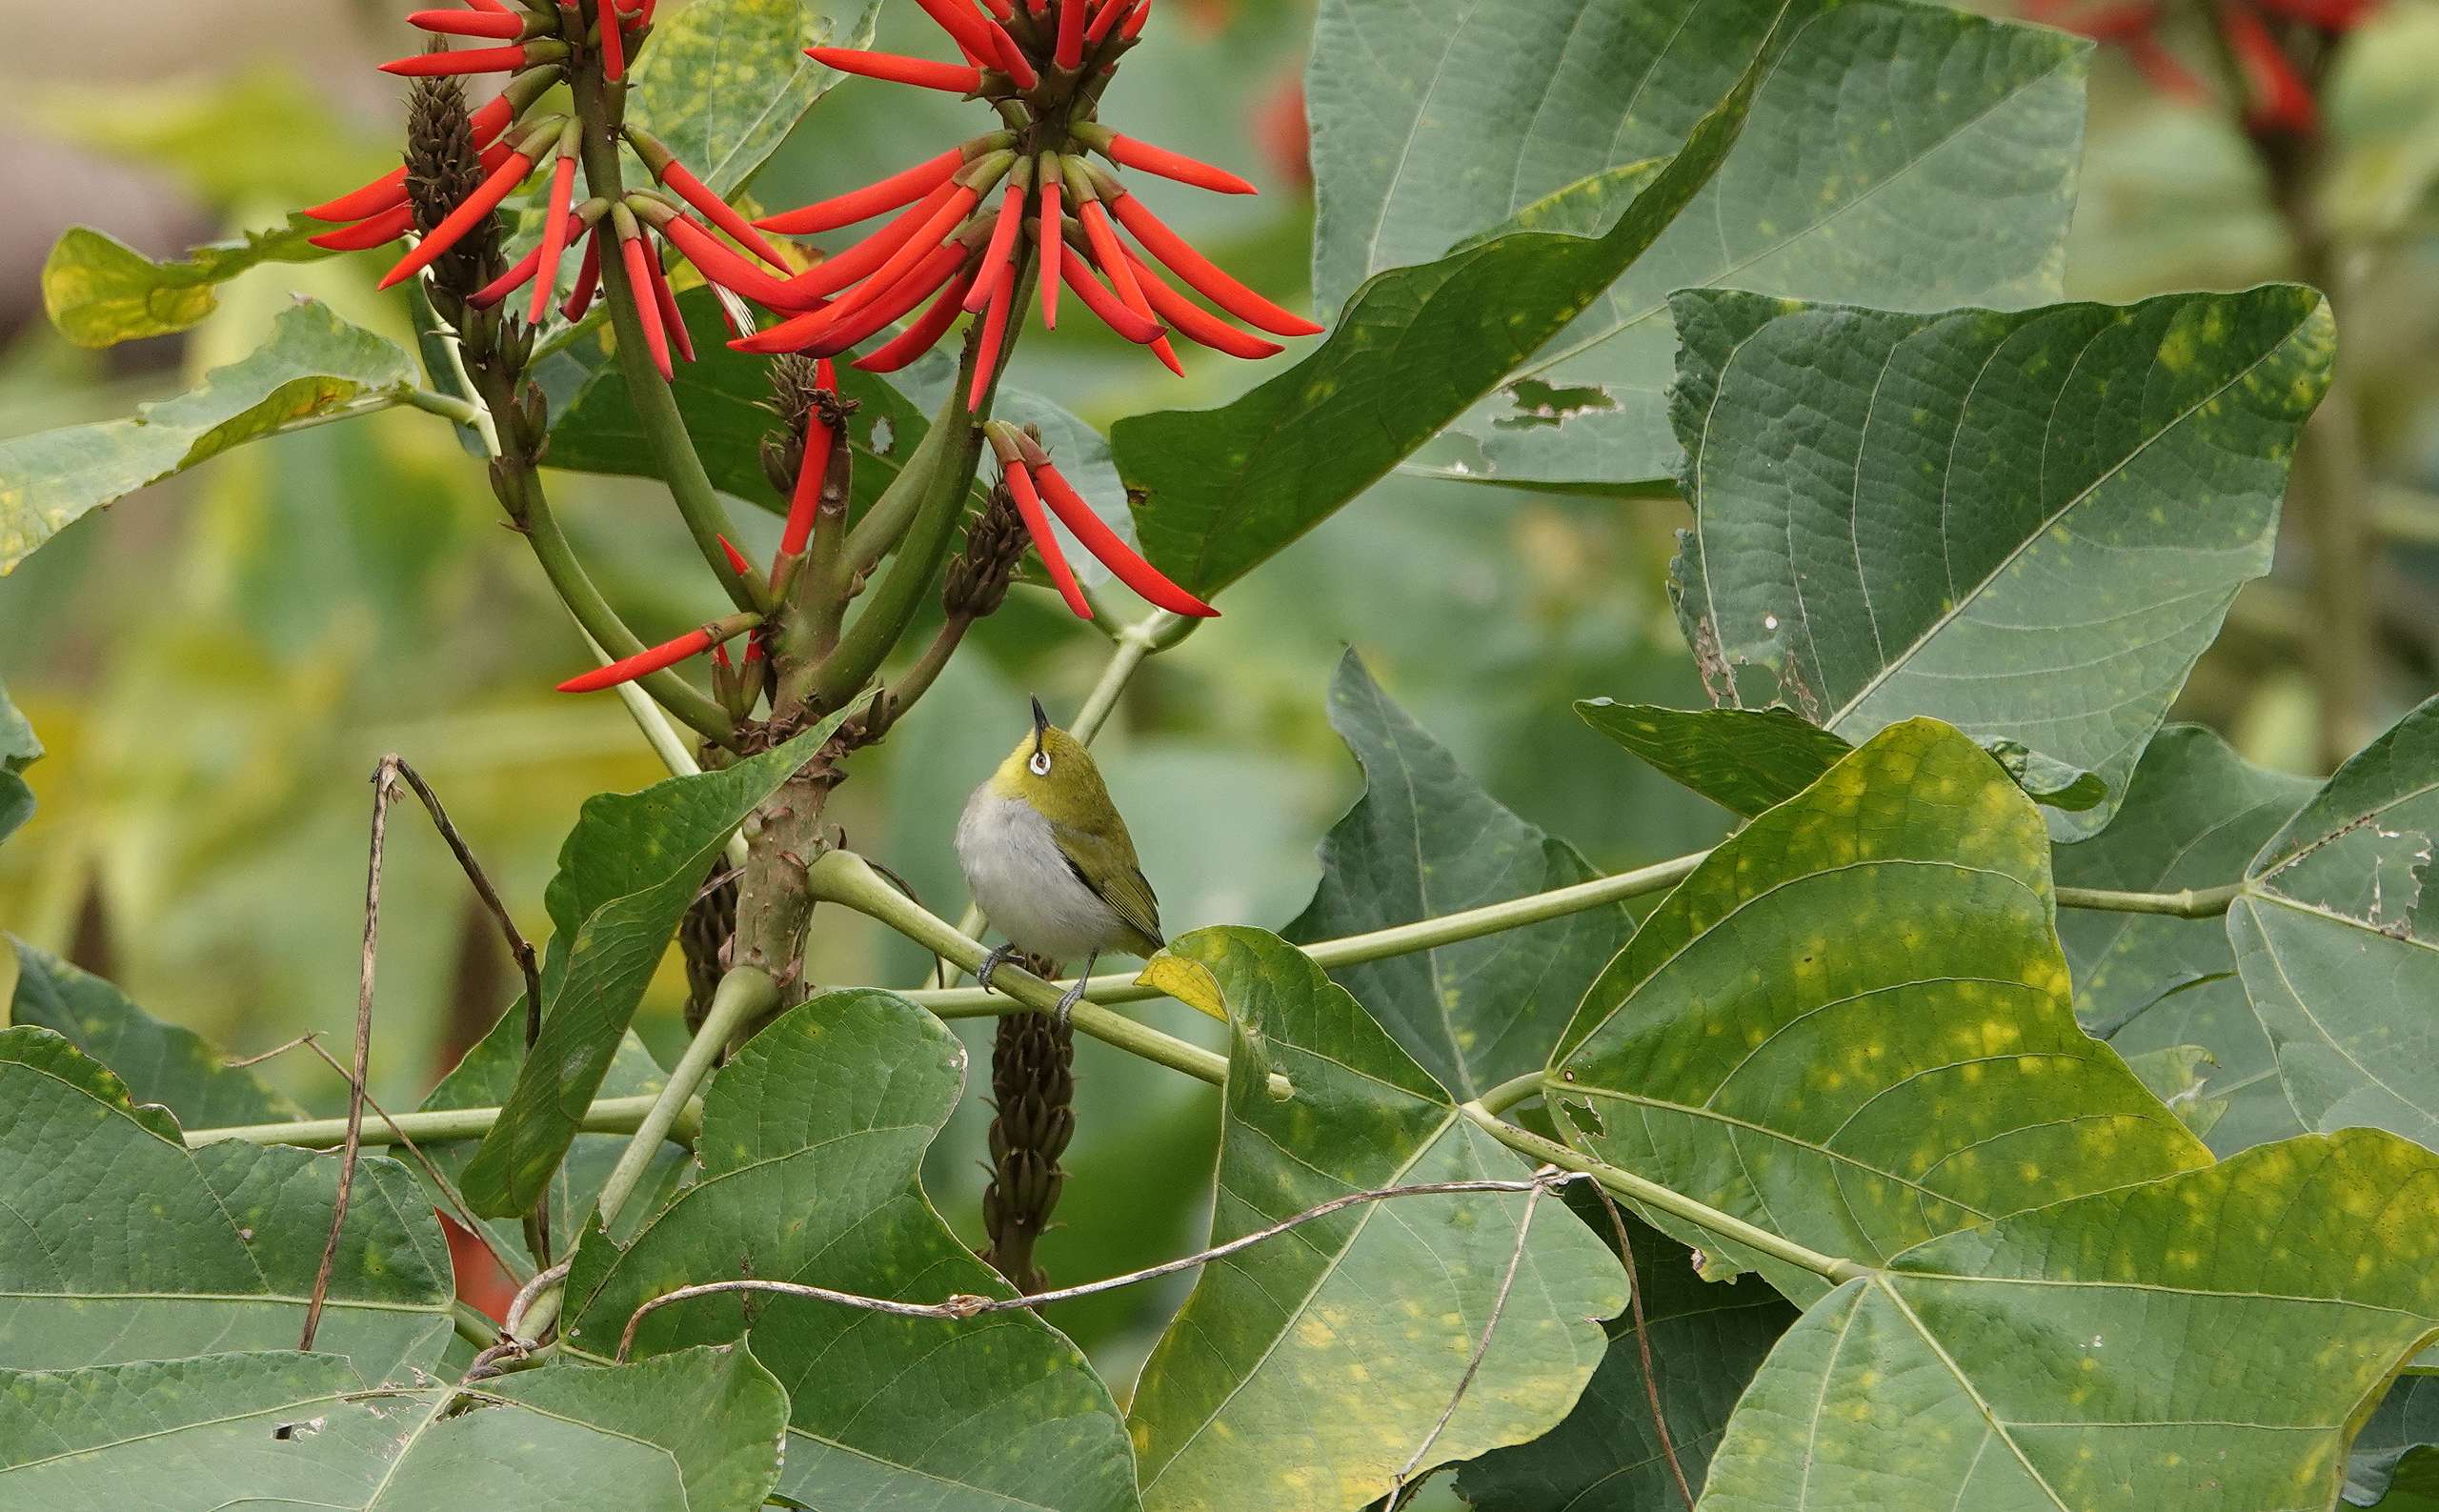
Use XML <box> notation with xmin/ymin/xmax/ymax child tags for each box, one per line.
<box><xmin>1126</xmin><ymin>927</ymin><xmax>1623</xmax><ymax>1512</ymax></box>
<box><xmin>0</xmin><ymin>301</ymin><xmax>416</xmax><ymax>575</ymax></box>
<box><xmin>459</xmin><ymin>718</ymin><xmax>839</xmax><ymax>1218</ymax></box>
<box><xmin>1699</xmin><ymin>1129</ymin><xmax>2439</xmax><ymax>1511</ymax></box>
<box><xmin>627</xmin><ymin>0</ymin><xmax>880</xmax><ymax>197</ymax></box>
<box><xmin>1670</xmin><ymin>284</ymin><xmax>2332</xmax><ymax>837</ymax></box>
<box><xmin>2231</xmin><ymin>694</ymin><xmax>2439</xmax><ymax>1147</ymax></box>
<box><xmin>1547</xmin><ymin>718</ymin><xmax>2209</xmax><ymax>1303</ymax></box>
<box><xmin>1436</xmin><ymin>5</ymin><xmax>2086</xmax><ymax>489</ymax></box>
<box><xmin>562</xmin><ymin>990</ymin><xmax>1140</xmax><ymax>1512</ymax></box>
<box><xmin>1453</xmin><ymin>1203</ymin><xmax>1796</xmax><ymax>1512</ymax></box>
<box><xmin>7</xmin><ymin>939</ymin><xmax>301</xmax><ymax>1129</ymax></box>
<box><xmin>0</xmin><ymin>1027</ymin><xmax>453</xmax><ymax>1381</ymax></box>
<box><xmin>2054</xmin><ymin>725</ymin><xmax>2314</xmax><ymax>1156</ymax></box>
<box><xmin>1575</xmin><ymin>701</ymin><xmax>1853</xmax><ymax>819</ymax></box>
<box><xmin>2353</xmin><ymin>1376</ymin><xmax>2439</xmax><ymax>1510</ymax></box>
<box><xmin>1116</xmin><ymin>0</ymin><xmax>1810</xmax><ymax>599</ymax></box>
<box><xmin>0</xmin><ymin>1345</ymin><xmax>788</xmax><ymax>1510</ymax></box>
<box><xmin>1284</xmin><ymin>650</ymin><xmax>1630</xmax><ymax>1099</ymax></box>
<box><xmin>41</xmin><ymin>220</ymin><xmax>336</xmax><ymax>350</ymax></box>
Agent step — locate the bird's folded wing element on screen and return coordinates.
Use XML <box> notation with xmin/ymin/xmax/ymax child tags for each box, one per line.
<box><xmin>1052</xmin><ymin>818</ymin><xmax>1164</xmax><ymax>951</ymax></box>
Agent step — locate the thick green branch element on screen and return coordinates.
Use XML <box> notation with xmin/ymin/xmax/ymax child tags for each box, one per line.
<box><xmin>2051</xmin><ymin>881</ymin><xmax>2246</xmax><ymax>917</ymax></box>
<box><xmin>595</xmin><ymin>964</ymin><xmax>778</xmax><ymax>1229</ymax></box>
<box><xmin>568</xmin><ymin>68</ymin><xmax>766</xmax><ymax>616</ymax></box>
<box><xmin>807</xmin><ymin>849</ymin><xmax>1269</xmax><ymax>1095</ymax></box>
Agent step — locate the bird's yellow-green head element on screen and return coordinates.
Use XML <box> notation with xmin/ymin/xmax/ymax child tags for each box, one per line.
<box><xmin>989</xmin><ymin>696</ymin><xmax>1124</xmax><ymax>830</ymax></box>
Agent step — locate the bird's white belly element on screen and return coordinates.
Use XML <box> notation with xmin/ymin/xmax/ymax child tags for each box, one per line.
<box><xmin>956</xmin><ymin>788</ymin><xmax>1124</xmax><ymax>964</ymax></box>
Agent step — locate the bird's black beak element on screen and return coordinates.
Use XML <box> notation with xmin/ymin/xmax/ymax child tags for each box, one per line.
<box><xmin>1030</xmin><ymin>695</ymin><xmax>1049</xmax><ymax>757</ymax></box>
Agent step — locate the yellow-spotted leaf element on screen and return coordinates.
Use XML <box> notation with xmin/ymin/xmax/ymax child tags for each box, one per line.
<box><xmin>1548</xmin><ymin>718</ymin><xmax>2209</xmax><ymax>1303</ymax></box>
<box><xmin>1700</xmin><ymin>1130</ymin><xmax>2439</xmax><ymax>1511</ymax></box>
<box><xmin>1127</xmin><ymin>928</ymin><xmax>1623</xmax><ymax>1512</ymax></box>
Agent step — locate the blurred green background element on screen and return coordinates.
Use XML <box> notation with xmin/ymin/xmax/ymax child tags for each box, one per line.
<box><xmin>4</xmin><ymin>0</ymin><xmax>2438</xmax><ymax>1386</ymax></box>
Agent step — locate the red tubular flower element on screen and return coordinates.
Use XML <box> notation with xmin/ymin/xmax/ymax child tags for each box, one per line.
<box><xmin>411</xmin><ymin>8</ymin><xmax>526</xmax><ymax>38</ymax></box>
<box><xmin>655</xmin><ymin>209</ymin><xmax>804</xmax><ymax>307</ymax></box>
<box><xmin>620</xmin><ymin>225</ymin><xmax>675</xmax><ymax>378</ymax></box>
<box><xmin>1059</xmin><ymin>252</ymin><xmax>1164</xmax><ymax>344</ymax></box>
<box><xmin>1083</xmin><ymin>128</ymin><xmax>1256</xmax><ymax>194</ymax></box>
<box><xmin>806</xmin><ymin>47</ymin><xmax>983</xmax><ymax>94</ymax></box>
<box><xmin>557</xmin><ymin>616</ymin><xmax>757</xmax><ymax>692</ymax></box>
<box><xmin>826</xmin><ymin>180</ymin><xmax>981</xmax><ymax>323</ymax></box>
<box><xmin>1076</xmin><ymin>196</ymin><xmax>1180</xmax><ymax>373</ymax></box>
<box><xmin>856</xmin><ymin>266</ymin><xmax>978</xmax><ymax>371</ymax></box>
<box><xmin>1124</xmin><ymin>0</ymin><xmax>1151</xmax><ymax>38</ymax></box>
<box><xmin>967</xmin><ymin>265</ymin><xmax>1017</xmax><ymax>412</ymax></box>
<box><xmin>777</xmin><ymin>359</ymin><xmax>838</xmax><ymax>558</ymax></box>
<box><xmin>564</xmin><ymin>228</ymin><xmax>604</xmax><ymax>319</ymax></box>
<box><xmin>1106</xmin><ymin>190</ymin><xmax>1321</xmax><ymax>335</ymax></box>
<box><xmin>641</xmin><ymin>236</ymin><xmax>695</xmax><ymax>364</ymax></box>
<box><xmin>472</xmin><ymin>212</ymin><xmax>585</xmax><ymax>307</ymax></box>
<box><xmin>1056</xmin><ymin>0</ymin><xmax>1088</xmax><ymax>68</ymax></box>
<box><xmin>462</xmin><ymin>0</ymin><xmax>512</xmax><ymax>11</ymax></box>
<box><xmin>781</xmin><ymin>178</ymin><xmax>965</xmax><ymax>302</ymax></box>
<box><xmin>759</xmin><ymin>148</ymin><xmax>964</xmax><ymax>234</ymax></box>
<box><xmin>380</xmin><ymin>128</ymin><xmax>552</xmax><ymax>289</ymax></box>
<box><xmin>809</xmin><ymin>240</ymin><xmax>972</xmax><ymax>355</ymax></box>
<box><xmin>653</xmin><ymin>160</ymin><xmax>792</xmax><ymax>270</ymax></box>
<box><xmin>598</xmin><ymin>0</ymin><xmax>628</xmax><ymax>81</ymax></box>
<box><xmin>965</xmin><ymin>181</ymin><xmax>1029</xmax><ymax>312</ymax></box>
<box><xmin>1027</xmin><ymin>453</ymin><xmax>1216</xmax><ymax>616</ymax></box>
<box><xmin>1038</xmin><ymin>173</ymin><xmax>1064</xmax><ymax>326</ymax></box>
<box><xmin>997</xmin><ymin>454</ymin><xmax>1092</xmax><ymax>615</ymax></box>
<box><xmin>716</xmin><ymin>534</ymin><xmax>754</xmax><ymax>576</ymax></box>
<box><xmin>305</xmin><ymin>168</ymin><xmax>411</xmax><ymax>225</ymax></box>
<box><xmin>309</xmin><ymin>203</ymin><xmax>416</xmax><ymax>251</ymax></box>
<box><xmin>2222</xmin><ymin>2</ymin><xmax>2316</xmax><ymax>133</ymax></box>
<box><xmin>380</xmin><ymin>42</ymin><xmax>560</xmax><ymax>76</ymax></box>
<box><xmin>528</xmin><ymin>152</ymin><xmax>581</xmax><ymax>321</ymax></box>
<box><xmin>1083</xmin><ymin>0</ymin><xmax>1140</xmax><ymax>44</ymax></box>
<box><xmin>1123</xmin><ymin>248</ymin><xmax>1281</xmax><ymax>357</ymax></box>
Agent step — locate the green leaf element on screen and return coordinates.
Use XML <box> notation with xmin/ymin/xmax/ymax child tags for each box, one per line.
<box><xmin>458</xmin><ymin>717</ymin><xmax>841</xmax><ymax>1217</ymax></box>
<box><xmin>1425</xmin><ymin>5</ymin><xmax>2087</xmax><ymax>489</ymax></box>
<box><xmin>1700</xmin><ymin>1129</ymin><xmax>2439</xmax><ymax>1511</ymax></box>
<box><xmin>0</xmin><ymin>676</ymin><xmax>36</xmax><ymax>848</ymax></box>
<box><xmin>2232</xmin><ymin>693</ymin><xmax>2439</xmax><ymax>1147</ymax></box>
<box><xmin>0</xmin><ymin>1027</ymin><xmax>453</xmax><ymax>1380</ymax></box>
<box><xmin>1127</xmin><ymin>927</ymin><xmax>1624</xmax><ymax>1512</ymax></box>
<box><xmin>2121</xmin><ymin>1043</ymin><xmax>2229</xmax><ymax>1140</ymax></box>
<box><xmin>7</xmin><ymin>938</ymin><xmax>302</xmax><ymax>1128</ymax></box>
<box><xmin>1117</xmin><ymin>0</ymin><xmax>1810</xmax><ymax>599</ymax></box>
<box><xmin>41</xmin><ymin>220</ymin><xmax>336</xmax><ymax>349</ymax></box>
<box><xmin>1548</xmin><ymin>718</ymin><xmax>2209</xmax><ymax>1303</ymax></box>
<box><xmin>628</xmin><ymin>0</ymin><xmax>880</xmax><ymax>197</ymax></box>
<box><xmin>562</xmin><ymin>990</ymin><xmax>1140</xmax><ymax>1512</ymax></box>
<box><xmin>414</xmin><ymin>1004</ymin><xmax>687</xmax><ymax>1279</ymax></box>
<box><xmin>0</xmin><ymin>1345</ymin><xmax>789</xmax><ymax>1510</ymax></box>
<box><xmin>1284</xmin><ymin>651</ymin><xmax>1630</xmax><ymax>1099</ymax></box>
<box><xmin>0</xmin><ymin>300</ymin><xmax>417</xmax><ymax>575</ymax></box>
<box><xmin>1576</xmin><ymin>701</ymin><xmax>1852</xmax><ymax>818</ymax></box>
<box><xmin>2353</xmin><ymin>1377</ymin><xmax>2439</xmax><ymax>1509</ymax></box>
<box><xmin>1454</xmin><ymin>1204</ymin><xmax>1796</xmax><ymax>1512</ymax></box>
<box><xmin>2054</xmin><ymin>725</ymin><xmax>2314</xmax><ymax>1156</ymax></box>
<box><xmin>1670</xmin><ymin>284</ymin><xmax>2333</xmax><ymax>838</ymax></box>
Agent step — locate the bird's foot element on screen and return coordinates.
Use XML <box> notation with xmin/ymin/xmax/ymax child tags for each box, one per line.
<box><xmin>1052</xmin><ymin>977</ymin><xmax>1086</xmax><ymax>1031</ymax></box>
<box><xmin>976</xmin><ymin>943</ymin><xmax>1018</xmax><ymax>994</ymax></box>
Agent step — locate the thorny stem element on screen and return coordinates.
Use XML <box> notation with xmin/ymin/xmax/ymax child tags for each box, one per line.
<box><xmin>567</xmin><ymin>65</ymin><xmax>769</xmax><ymax>617</ymax></box>
<box><xmin>807</xmin><ymin>849</ymin><xmax>1267</xmax><ymax>1095</ymax></box>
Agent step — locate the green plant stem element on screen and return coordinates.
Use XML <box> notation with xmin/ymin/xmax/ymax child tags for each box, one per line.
<box><xmin>916</xmin><ymin>864</ymin><xmax>2250</xmax><ymax>1018</ymax></box>
<box><xmin>1475</xmin><ymin>1072</ymin><xmax>1544</xmax><ymax>1118</ymax></box>
<box><xmin>567</xmin><ymin>68</ymin><xmax>767</xmax><ymax>617</ymax></box>
<box><xmin>454</xmin><ymin>1300</ymin><xmax>501</xmax><ymax>1349</ymax></box>
<box><xmin>397</xmin><ymin>388</ymin><xmax>485</xmax><ymax>428</ymax></box>
<box><xmin>807</xmin><ymin>849</ymin><xmax>1265</xmax><ymax>1095</ymax></box>
<box><xmin>595</xmin><ymin>964</ymin><xmax>778</xmax><ymax>1230</ymax></box>
<box><xmin>1460</xmin><ymin>1102</ymin><xmax>1866</xmax><ymax>1285</ymax></box>
<box><xmin>183</xmin><ymin>1092</ymin><xmax>693</xmax><ymax>1149</ymax></box>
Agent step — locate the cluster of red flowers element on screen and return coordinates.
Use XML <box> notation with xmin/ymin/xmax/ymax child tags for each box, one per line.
<box><xmin>298</xmin><ymin>0</ymin><xmax>1262</xmax><ymax>688</ymax></box>
<box><xmin>2027</xmin><ymin>0</ymin><xmax>2376</xmax><ymax>134</ymax></box>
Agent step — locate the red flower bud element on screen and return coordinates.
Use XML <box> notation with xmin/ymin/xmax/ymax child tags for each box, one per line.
<box><xmin>1107</xmin><ymin>191</ymin><xmax>1321</xmax><ymax>335</ymax></box>
<box><xmin>557</xmin><ymin>615</ymin><xmax>758</xmax><ymax>692</ymax></box>
<box><xmin>1059</xmin><ymin>252</ymin><xmax>1164</xmax><ymax>345</ymax></box>
<box><xmin>998</xmin><ymin>455</ymin><xmax>1092</xmax><ymax>616</ymax></box>
<box><xmin>805</xmin><ymin>47</ymin><xmax>983</xmax><ymax>93</ymax></box>
<box><xmin>781</xmin><ymin>178</ymin><xmax>964</xmax><ymax>302</ymax></box>
<box><xmin>655</xmin><ymin>209</ymin><xmax>803</xmax><ymax>307</ymax></box>
<box><xmin>472</xmin><ymin>212</ymin><xmax>584</xmax><ymax>307</ymax></box>
<box><xmin>965</xmin><ymin>182</ymin><xmax>1028</xmax><ymax>313</ymax></box>
<box><xmin>758</xmin><ymin>148</ymin><xmax>964</xmax><ymax>234</ymax></box>
<box><xmin>641</xmin><ymin>234</ymin><xmax>695</xmax><ymax>364</ymax></box>
<box><xmin>1029</xmin><ymin>454</ymin><xmax>1217</xmax><ymax>616</ymax></box>
<box><xmin>304</xmin><ymin>168</ymin><xmax>410</xmax><ymax>225</ymax></box>
<box><xmin>410</xmin><ymin>9</ymin><xmax>526</xmax><ymax>38</ymax></box>
<box><xmin>777</xmin><ymin>362</ymin><xmax>837</xmax><ymax>559</ymax></box>
<box><xmin>717</xmin><ymin>534</ymin><xmax>754</xmax><ymax>576</ymax></box>
<box><xmin>308</xmin><ymin>203</ymin><xmax>416</xmax><ymax>251</ymax></box>
<box><xmin>1086</xmin><ymin>129</ymin><xmax>1257</xmax><ymax>194</ymax></box>
<box><xmin>1123</xmin><ymin>247</ymin><xmax>1281</xmax><ymax>358</ymax></box>
<box><xmin>598</xmin><ymin>0</ymin><xmax>628</xmax><ymax>81</ymax></box>
<box><xmin>1123</xmin><ymin>0</ymin><xmax>1150</xmax><ymax>38</ymax></box>
<box><xmin>827</xmin><ymin>183</ymin><xmax>979</xmax><ymax>323</ymax></box>
<box><xmin>564</xmin><ymin>228</ymin><xmax>604</xmax><ymax>320</ymax></box>
<box><xmin>1084</xmin><ymin>0</ymin><xmax>1141</xmax><ymax>45</ymax></box>
<box><xmin>1077</xmin><ymin>199</ymin><xmax>1180</xmax><ymax>373</ymax></box>
<box><xmin>1056</xmin><ymin>0</ymin><xmax>1089</xmax><ymax>68</ymax></box>
<box><xmin>655</xmin><ymin>160</ymin><xmax>791</xmax><ymax>270</ymax></box>
<box><xmin>379</xmin><ymin>42</ymin><xmax>560</xmax><ymax>76</ymax></box>
<box><xmin>808</xmin><ymin>240</ymin><xmax>971</xmax><ymax>355</ymax></box>
<box><xmin>968</xmin><ymin>263</ymin><xmax>1017</xmax><ymax>412</ymax></box>
<box><xmin>1038</xmin><ymin>173</ymin><xmax>1064</xmax><ymax>327</ymax></box>
<box><xmin>528</xmin><ymin>153</ymin><xmax>581</xmax><ymax>322</ymax></box>
<box><xmin>2222</xmin><ymin>2</ymin><xmax>2316</xmax><ymax>133</ymax></box>
<box><xmin>379</xmin><ymin>137</ymin><xmax>545</xmax><ymax>290</ymax></box>
<box><xmin>620</xmin><ymin>226</ymin><xmax>675</xmax><ymax>378</ymax></box>
<box><xmin>855</xmin><ymin>266</ymin><xmax>977</xmax><ymax>372</ymax></box>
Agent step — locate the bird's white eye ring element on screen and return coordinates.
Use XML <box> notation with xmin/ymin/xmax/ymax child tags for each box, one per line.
<box><xmin>1028</xmin><ymin>751</ymin><xmax>1052</xmax><ymax>776</ymax></box>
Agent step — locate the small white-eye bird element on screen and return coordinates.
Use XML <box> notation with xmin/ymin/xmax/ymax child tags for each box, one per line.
<box><xmin>957</xmin><ymin>697</ymin><xmax>1164</xmax><ymax>1019</ymax></box>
